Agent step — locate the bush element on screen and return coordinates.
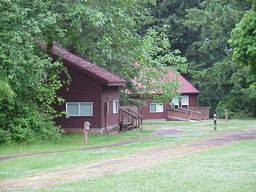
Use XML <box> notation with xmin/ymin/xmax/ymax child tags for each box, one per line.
<box><xmin>217</xmin><ymin>94</ymin><xmax>256</xmax><ymax>119</ymax></box>
<box><xmin>0</xmin><ymin>99</ymin><xmax>61</xmax><ymax>144</ymax></box>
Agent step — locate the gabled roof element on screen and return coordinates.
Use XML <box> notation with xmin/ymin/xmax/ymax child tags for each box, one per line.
<box><xmin>127</xmin><ymin>67</ymin><xmax>199</xmax><ymax>95</ymax></box>
<box><xmin>168</xmin><ymin>71</ymin><xmax>199</xmax><ymax>94</ymax></box>
<box><xmin>51</xmin><ymin>46</ymin><xmax>126</xmax><ymax>86</ymax></box>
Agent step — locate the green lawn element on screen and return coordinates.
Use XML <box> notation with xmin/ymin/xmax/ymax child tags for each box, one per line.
<box><xmin>34</xmin><ymin>140</ymin><xmax>256</xmax><ymax>192</ymax></box>
<box><xmin>0</xmin><ymin>128</ymin><xmax>154</xmax><ymax>156</ymax></box>
<box><xmin>1</xmin><ymin>119</ymin><xmax>254</xmax><ymax>157</ymax></box>
<box><xmin>0</xmin><ymin>119</ymin><xmax>255</xmax><ymax>188</ymax></box>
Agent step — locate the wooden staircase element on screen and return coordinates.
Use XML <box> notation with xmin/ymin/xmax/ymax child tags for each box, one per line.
<box><xmin>119</xmin><ymin>107</ymin><xmax>143</xmax><ymax>132</ymax></box>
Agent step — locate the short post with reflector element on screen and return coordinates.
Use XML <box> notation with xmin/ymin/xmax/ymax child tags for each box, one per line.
<box><xmin>84</xmin><ymin>121</ymin><xmax>91</xmax><ymax>145</ymax></box>
<box><xmin>214</xmin><ymin>114</ymin><xmax>217</xmax><ymax>131</ymax></box>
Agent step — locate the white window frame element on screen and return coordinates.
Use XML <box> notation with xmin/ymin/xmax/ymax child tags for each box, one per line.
<box><xmin>171</xmin><ymin>97</ymin><xmax>180</xmax><ymax>109</ymax></box>
<box><xmin>113</xmin><ymin>100</ymin><xmax>119</xmax><ymax>114</ymax></box>
<box><xmin>66</xmin><ymin>102</ymin><xmax>93</xmax><ymax>117</ymax></box>
<box><xmin>181</xmin><ymin>95</ymin><xmax>189</xmax><ymax>108</ymax></box>
<box><xmin>150</xmin><ymin>103</ymin><xmax>164</xmax><ymax>113</ymax></box>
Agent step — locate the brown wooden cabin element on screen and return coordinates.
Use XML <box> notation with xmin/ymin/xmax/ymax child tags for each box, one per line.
<box><xmin>128</xmin><ymin>71</ymin><xmax>209</xmax><ymax>121</ymax></box>
<box><xmin>52</xmin><ymin>46</ymin><xmax>126</xmax><ymax>134</ymax></box>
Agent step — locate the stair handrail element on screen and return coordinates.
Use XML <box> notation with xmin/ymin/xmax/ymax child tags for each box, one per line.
<box><xmin>121</xmin><ymin>108</ymin><xmax>138</xmax><ymax>118</ymax></box>
<box><xmin>119</xmin><ymin>107</ymin><xmax>143</xmax><ymax>130</ymax></box>
<box><xmin>172</xmin><ymin>108</ymin><xmax>201</xmax><ymax>115</ymax></box>
<box><xmin>121</xmin><ymin>107</ymin><xmax>143</xmax><ymax>118</ymax></box>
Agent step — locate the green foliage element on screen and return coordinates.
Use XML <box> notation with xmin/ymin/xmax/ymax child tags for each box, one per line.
<box><xmin>217</xmin><ymin>93</ymin><xmax>256</xmax><ymax>119</ymax></box>
<box><xmin>142</xmin><ymin>0</ymin><xmax>203</xmax><ymax>54</ymax></box>
<box><xmin>183</xmin><ymin>0</ymin><xmax>255</xmax><ymax>116</ymax></box>
<box><xmin>230</xmin><ymin>2</ymin><xmax>256</xmax><ymax>70</ymax></box>
<box><xmin>131</xmin><ymin>28</ymin><xmax>187</xmax><ymax>104</ymax></box>
<box><xmin>0</xmin><ymin>102</ymin><xmax>61</xmax><ymax>143</ymax></box>
<box><xmin>0</xmin><ymin>0</ymin><xmax>67</xmax><ymax>143</ymax></box>
<box><xmin>56</xmin><ymin>0</ymin><xmax>156</xmax><ymax>80</ymax></box>
<box><xmin>0</xmin><ymin>80</ymin><xmax>14</xmax><ymax>101</ymax></box>
<box><xmin>143</xmin><ymin>0</ymin><xmax>255</xmax><ymax>117</ymax></box>
<box><xmin>184</xmin><ymin>0</ymin><xmax>250</xmax><ymax>66</ymax></box>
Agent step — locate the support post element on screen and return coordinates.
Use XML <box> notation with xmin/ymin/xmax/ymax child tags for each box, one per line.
<box><xmin>214</xmin><ymin>114</ymin><xmax>217</xmax><ymax>131</ymax></box>
<box><xmin>84</xmin><ymin>121</ymin><xmax>91</xmax><ymax>145</ymax></box>
<box><xmin>224</xmin><ymin>109</ymin><xmax>228</xmax><ymax>122</ymax></box>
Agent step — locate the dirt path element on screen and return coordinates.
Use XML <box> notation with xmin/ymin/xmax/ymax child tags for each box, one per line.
<box><xmin>0</xmin><ymin>129</ymin><xmax>181</xmax><ymax>161</ymax></box>
<box><xmin>1</xmin><ymin>128</ymin><xmax>256</xmax><ymax>191</ymax></box>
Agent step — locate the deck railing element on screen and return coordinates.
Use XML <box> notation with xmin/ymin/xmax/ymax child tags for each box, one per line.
<box><xmin>188</xmin><ymin>107</ymin><xmax>209</xmax><ymax>120</ymax></box>
<box><xmin>167</xmin><ymin>108</ymin><xmax>202</xmax><ymax>121</ymax></box>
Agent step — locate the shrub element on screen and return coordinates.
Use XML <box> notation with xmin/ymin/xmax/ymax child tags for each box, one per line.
<box><xmin>0</xmin><ymin>99</ymin><xmax>61</xmax><ymax>144</ymax></box>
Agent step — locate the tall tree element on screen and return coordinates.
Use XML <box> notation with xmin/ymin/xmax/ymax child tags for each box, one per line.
<box><xmin>141</xmin><ymin>0</ymin><xmax>203</xmax><ymax>55</ymax></box>
<box><xmin>0</xmin><ymin>0</ymin><xmax>66</xmax><ymax>143</ymax></box>
<box><xmin>230</xmin><ymin>1</ymin><xmax>256</xmax><ymax>70</ymax></box>
<box><xmin>132</xmin><ymin>28</ymin><xmax>187</xmax><ymax>104</ymax></box>
<box><xmin>184</xmin><ymin>0</ymin><xmax>255</xmax><ymax>117</ymax></box>
<box><xmin>229</xmin><ymin>0</ymin><xmax>256</xmax><ymax>100</ymax></box>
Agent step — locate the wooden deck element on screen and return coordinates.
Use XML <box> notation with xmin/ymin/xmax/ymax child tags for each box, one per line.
<box><xmin>167</xmin><ymin>107</ymin><xmax>209</xmax><ymax>121</ymax></box>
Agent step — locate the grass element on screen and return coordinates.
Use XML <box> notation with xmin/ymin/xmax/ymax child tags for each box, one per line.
<box><xmin>0</xmin><ymin>131</ymin><xmax>212</xmax><ymax>180</ymax></box>
<box><xmin>143</xmin><ymin>119</ymin><xmax>256</xmax><ymax>131</ymax></box>
<box><xmin>0</xmin><ymin>128</ymin><xmax>154</xmax><ymax>156</ymax></box>
<box><xmin>1</xmin><ymin>119</ymin><xmax>254</xmax><ymax>157</ymax></box>
<box><xmin>0</xmin><ymin>119</ymin><xmax>255</xmax><ymax>183</ymax></box>
<box><xmin>31</xmin><ymin>140</ymin><xmax>256</xmax><ymax>192</ymax></box>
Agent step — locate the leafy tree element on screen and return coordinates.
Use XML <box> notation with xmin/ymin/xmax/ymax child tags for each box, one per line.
<box><xmin>0</xmin><ymin>0</ymin><xmax>66</xmax><ymax>143</ymax></box>
<box><xmin>229</xmin><ymin>0</ymin><xmax>256</xmax><ymax>101</ymax></box>
<box><xmin>230</xmin><ymin>1</ymin><xmax>256</xmax><ymax>70</ymax></box>
<box><xmin>132</xmin><ymin>28</ymin><xmax>187</xmax><ymax>104</ymax></box>
<box><xmin>141</xmin><ymin>0</ymin><xmax>203</xmax><ymax>56</ymax></box>
<box><xmin>184</xmin><ymin>0</ymin><xmax>255</xmax><ymax>117</ymax></box>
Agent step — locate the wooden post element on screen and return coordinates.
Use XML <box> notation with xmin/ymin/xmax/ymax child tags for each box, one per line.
<box><xmin>224</xmin><ymin>109</ymin><xmax>228</xmax><ymax>122</ymax></box>
<box><xmin>214</xmin><ymin>114</ymin><xmax>217</xmax><ymax>131</ymax></box>
<box><xmin>84</xmin><ymin>121</ymin><xmax>91</xmax><ymax>145</ymax></box>
<box><xmin>83</xmin><ymin>128</ymin><xmax>87</xmax><ymax>145</ymax></box>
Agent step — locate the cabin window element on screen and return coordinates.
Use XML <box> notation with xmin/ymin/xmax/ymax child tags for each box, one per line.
<box><xmin>150</xmin><ymin>103</ymin><xmax>163</xmax><ymax>113</ymax></box>
<box><xmin>113</xmin><ymin>100</ymin><xmax>119</xmax><ymax>114</ymax></box>
<box><xmin>171</xmin><ymin>97</ymin><xmax>180</xmax><ymax>109</ymax></box>
<box><xmin>181</xmin><ymin>95</ymin><xmax>189</xmax><ymax>108</ymax></box>
<box><xmin>66</xmin><ymin>102</ymin><xmax>93</xmax><ymax>116</ymax></box>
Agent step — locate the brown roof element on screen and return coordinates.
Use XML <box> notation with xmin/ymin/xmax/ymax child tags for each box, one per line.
<box><xmin>52</xmin><ymin>46</ymin><xmax>126</xmax><ymax>86</ymax></box>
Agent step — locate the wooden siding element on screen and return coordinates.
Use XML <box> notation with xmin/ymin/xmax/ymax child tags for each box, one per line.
<box><xmin>101</xmin><ymin>85</ymin><xmax>120</xmax><ymax>129</ymax></box>
<box><xmin>55</xmin><ymin>67</ymin><xmax>102</xmax><ymax>129</ymax></box>
<box><xmin>135</xmin><ymin>98</ymin><xmax>169</xmax><ymax>120</ymax></box>
<box><xmin>129</xmin><ymin>94</ymin><xmax>199</xmax><ymax>120</ymax></box>
<box><xmin>189</xmin><ymin>94</ymin><xmax>197</xmax><ymax>107</ymax></box>
<box><xmin>54</xmin><ymin>67</ymin><xmax>121</xmax><ymax>131</ymax></box>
